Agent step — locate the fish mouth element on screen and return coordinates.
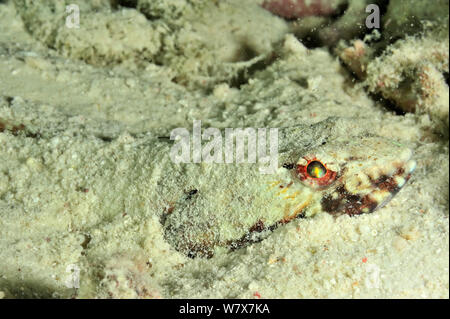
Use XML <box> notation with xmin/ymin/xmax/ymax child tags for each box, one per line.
<box><xmin>321</xmin><ymin>159</ymin><xmax>416</xmax><ymax>216</ymax></box>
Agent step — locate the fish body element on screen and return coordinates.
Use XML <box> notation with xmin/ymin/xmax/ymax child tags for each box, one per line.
<box><xmin>160</xmin><ymin>118</ymin><xmax>416</xmax><ymax>257</ymax></box>
<box><xmin>0</xmin><ymin>113</ymin><xmax>415</xmax><ymax>259</ymax></box>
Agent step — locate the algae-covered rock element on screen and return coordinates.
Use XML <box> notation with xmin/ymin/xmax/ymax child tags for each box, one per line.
<box><xmin>13</xmin><ymin>0</ymin><xmax>163</xmax><ymax>67</ymax></box>
<box><xmin>383</xmin><ymin>0</ymin><xmax>449</xmax><ymax>41</ymax></box>
<box><xmin>13</xmin><ymin>0</ymin><xmax>289</xmax><ymax>89</ymax></box>
<box><xmin>336</xmin><ymin>0</ymin><xmax>449</xmax><ymax>134</ymax></box>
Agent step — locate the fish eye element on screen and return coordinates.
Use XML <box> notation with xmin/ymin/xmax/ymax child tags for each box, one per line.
<box><xmin>296</xmin><ymin>158</ymin><xmax>337</xmax><ymax>188</ymax></box>
<box><xmin>306</xmin><ymin>161</ymin><xmax>327</xmax><ymax>178</ymax></box>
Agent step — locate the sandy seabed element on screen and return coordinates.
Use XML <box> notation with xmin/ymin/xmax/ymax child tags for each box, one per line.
<box><xmin>0</xmin><ymin>0</ymin><xmax>448</xmax><ymax>298</ymax></box>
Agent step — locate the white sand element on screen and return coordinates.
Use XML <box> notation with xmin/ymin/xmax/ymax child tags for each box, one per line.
<box><xmin>0</xmin><ymin>1</ymin><xmax>448</xmax><ymax>298</ymax></box>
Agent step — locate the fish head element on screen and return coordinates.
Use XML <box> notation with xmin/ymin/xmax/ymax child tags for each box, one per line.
<box><xmin>273</xmin><ymin>131</ymin><xmax>416</xmax><ymax>219</ymax></box>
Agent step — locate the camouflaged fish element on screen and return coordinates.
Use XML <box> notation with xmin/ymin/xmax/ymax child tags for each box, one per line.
<box><xmin>0</xmin><ymin>115</ymin><xmax>415</xmax><ymax>259</ymax></box>
<box><xmin>159</xmin><ymin>118</ymin><xmax>416</xmax><ymax>258</ymax></box>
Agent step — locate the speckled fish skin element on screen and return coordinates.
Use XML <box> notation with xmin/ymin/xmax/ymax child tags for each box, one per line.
<box><xmin>161</xmin><ymin>118</ymin><xmax>416</xmax><ymax>258</ymax></box>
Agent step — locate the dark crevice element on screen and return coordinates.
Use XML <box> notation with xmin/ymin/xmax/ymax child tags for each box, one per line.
<box><xmin>298</xmin><ymin>32</ymin><xmax>326</xmax><ymax>49</ymax></box>
<box><xmin>328</xmin><ymin>1</ymin><xmax>349</xmax><ymax>21</ymax></box>
<box><xmin>95</xmin><ymin>135</ymin><xmax>113</xmax><ymax>142</ymax></box>
<box><xmin>370</xmin><ymin>92</ymin><xmax>406</xmax><ymax>116</ymax></box>
<box><xmin>115</xmin><ymin>0</ymin><xmax>137</xmax><ymax>9</ymax></box>
<box><xmin>229</xmin><ymin>52</ymin><xmax>279</xmax><ymax>89</ymax></box>
<box><xmin>229</xmin><ymin>70</ymin><xmax>249</xmax><ymax>89</ymax></box>
<box><xmin>378</xmin><ymin>0</ymin><xmax>390</xmax><ymax>15</ymax></box>
<box><xmin>232</xmin><ymin>43</ymin><xmax>259</xmax><ymax>63</ymax></box>
<box><xmin>185</xmin><ymin>189</ymin><xmax>198</xmax><ymax>200</ymax></box>
<box><xmin>292</xmin><ymin>77</ymin><xmax>309</xmax><ymax>89</ymax></box>
<box><xmin>4</xmin><ymin>96</ymin><xmax>13</xmax><ymax>106</ymax></box>
<box><xmin>81</xmin><ymin>234</ymin><xmax>92</xmax><ymax>250</ymax></box>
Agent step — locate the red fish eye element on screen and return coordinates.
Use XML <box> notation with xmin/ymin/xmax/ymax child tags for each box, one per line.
<box><xmin>296</xmin><ymin>158</ymin><xmax>337</xmax><ymax>188</ymax></box>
